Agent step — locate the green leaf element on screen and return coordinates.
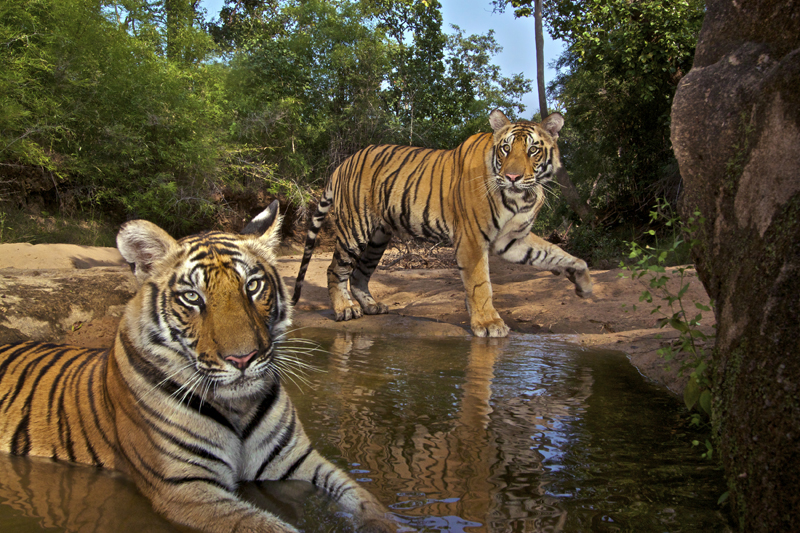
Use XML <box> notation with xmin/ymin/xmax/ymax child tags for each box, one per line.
<box><xmin>699</xmin><ymin>389</ymin><xmax>712</xmax><ymax>415</ymax></box>
<box><xmin>718</xmin><ymin>491</ymin><xmax>729</xmax><ymax>505</ymax></box>
<box><xmin>669</xmin><ymin>317</ymin><xmax>690</xmax><ymax>333</ymax></box>
<box><xmin>684</xmin><ymin>376</ymin><xmax>701</xmax><ymax>410</ymax></box>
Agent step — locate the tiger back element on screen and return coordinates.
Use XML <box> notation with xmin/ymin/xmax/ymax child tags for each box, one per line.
<box><xmin>0</xmin><ymin>201</ymin><xmax>395</xmax><ymax>533</ymax></box>
<box><xmin>293</xmin><ymin>109</ymin><xmax>593</xmax><ymax>337</ymax></box>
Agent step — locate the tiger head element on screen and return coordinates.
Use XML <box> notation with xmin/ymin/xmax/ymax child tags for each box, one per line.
<box><xmin>487</xmin><ymin>109</ymin><xmax>564</xmax><ymax>201</ymax></box>
<box><xmin>116</xmin><ymin>201</ymin><xmax>293</xmax><ymax>401</ymax></box>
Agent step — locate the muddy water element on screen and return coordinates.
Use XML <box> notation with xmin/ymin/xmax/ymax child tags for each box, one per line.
<box><xmin>0</xmin><ymin>331</ymin><xmax>728</xmax><ymax>532</ymax></box>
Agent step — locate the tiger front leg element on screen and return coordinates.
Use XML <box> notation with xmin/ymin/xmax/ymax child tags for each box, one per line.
<box><xmin>456</xmin><ymin>242</ymin><xmax>510</xmax><ymax>338</ymax></box>
<box><xmin>274</xmin><ymin>450</ymin><xmax>397</xmax><ymax>533</ymax></box>
<box><xmin>117</xmin><ymin>430</ymin><xmax>299</xmax><ymax>533</ymax></box>
<box><xmin>495</xmin><ymin>232</ymin><xmax>593</xmax><ymax>297</ymax></box>
<box><xmin>148</xmin><ymin>482</ymin><xmax>302</xmax><ymax>533</ymax></box>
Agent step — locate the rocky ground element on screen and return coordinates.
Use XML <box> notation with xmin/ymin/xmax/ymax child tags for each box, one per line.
<box><xmin>0</xmin><ymin>241</ymin><xmax>715</xmax><ymax>396</ymax></box>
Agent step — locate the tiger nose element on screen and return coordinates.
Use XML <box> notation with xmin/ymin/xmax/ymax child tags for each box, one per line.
<box><xmin>225</xmin><ymin>350</ymin><xmax>257</xmax><ymax>370</ymax></box>
<box><xmin>505</xmin><ymin>173</ymin><xmax>521</xmax><ymax>182</ymax></box>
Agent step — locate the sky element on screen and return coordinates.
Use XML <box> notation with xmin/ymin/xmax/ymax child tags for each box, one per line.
<box><xmin>199</xmin><ymin>0</ymin><xmax>566</xmax><ymax>117</ymax></box>
<box><xmin>439</xmin><ymin>0</ymin><xmax>565</xmax><ymax>116</ymax></box>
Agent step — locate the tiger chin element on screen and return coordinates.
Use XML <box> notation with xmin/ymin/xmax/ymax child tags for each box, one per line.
<box><xmin>0</xmin><ymin>201</ymin><xmax>396</xmax><ymax>533</ymax></box>
<box><xmin>293</xmin><ymin>109</ymin><xmax>593</xmax><ymax>338</ymax></box>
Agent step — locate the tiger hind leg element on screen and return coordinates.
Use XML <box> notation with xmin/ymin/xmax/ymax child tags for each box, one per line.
<box><xmin>349</xmin><ymin>226</ymin><xmax>392</xmax><ymax>315</ymax></box>
<box><xmin>327</xmin><ymin>243</ymin><xmax>364</xmax><ymax>321</ymax></box>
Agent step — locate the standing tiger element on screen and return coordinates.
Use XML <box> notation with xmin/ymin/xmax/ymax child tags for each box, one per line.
<box><xmin>293</xmin><ymin>109</ymin><xmax>593</xmax><ymax>337</ymax></box>
<box><xmin>0</xmin><ymin>201</ymin><xmax>395</xmax><ymax>533</ymax></box>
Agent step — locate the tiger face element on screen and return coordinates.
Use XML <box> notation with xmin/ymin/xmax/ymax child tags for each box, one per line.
<box><xmin>117</xmin><ymin>205</ymin><xmax>292</xmax><ymax>402</ymax></box>
<box><xmin>489</xmin><ymin>110</ymin><xmax>564</xmax><ymax>198</ymax></box>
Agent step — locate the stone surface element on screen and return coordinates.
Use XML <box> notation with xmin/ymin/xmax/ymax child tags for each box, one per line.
<box><xmin>671</xmin><ymin>0</ymin><xmax>800</xmax><ymax>530</ymax></box>
<box><xmin>0</xmin><ymin>268</ymin><xmax>135</xmax><ymax>345</ymax></box>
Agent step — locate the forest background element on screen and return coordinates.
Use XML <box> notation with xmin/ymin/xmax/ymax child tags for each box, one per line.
<box><xmin>0</xmin><ymin>0</ymin><xmax>705</xmax><ymax>265</ymax></box>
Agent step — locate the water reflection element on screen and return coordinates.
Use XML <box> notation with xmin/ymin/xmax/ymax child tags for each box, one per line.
<box><xmin>0</xmin><ymin>331</ymin><xmax>728</xmax><ymax>532</ymax></box>
<box><xmin>292</xmin><ymin>330</ymin><xmax>726</xmax><ymax>532</ymax></box>
<box><xmin>0</xmin><ymin>454</ymin><xmax>173</xmax><ymax>532</ymax></box>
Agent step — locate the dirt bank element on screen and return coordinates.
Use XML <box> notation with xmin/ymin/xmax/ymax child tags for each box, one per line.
<box><xmin>0</xmin><ymin>243</ymin><xmax>714</xmax><ymax>395</ymax></box>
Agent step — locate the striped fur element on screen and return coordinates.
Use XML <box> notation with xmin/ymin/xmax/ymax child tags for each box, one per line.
<box><xmin>0</xmin><ymin>201</ymin><xmax>395</xmax><ymax>533</ymax></box>
<box><xmin>293</xmin><ymin>110</ymin><xmax>593</xmax><ymax>337</ymax></box>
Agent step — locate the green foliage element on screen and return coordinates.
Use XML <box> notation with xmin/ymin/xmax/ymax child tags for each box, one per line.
<box><xmin>554</xmin><ymin>0</ymin><xmax>704</xmax><ymax>220</ymax></box>
<box><xmin>1</xmin><ymin>0</ymin><xmax>67</xmax><ymax>174</ymax></box>
<box><xmin>619</xmin><ymin>200</ymin><xmax>716</xmax><ymax>456</ymax></box>
<box><xmin>497</xmin><ymin>0</ymin><xmax>705</xmax><ymax>225</ymax></box>
<box><xmin>560</xmin><ymin>223</ymin><xmax>627</xmax><ymax>267</ymax></box>
<box><xmin>1</xmin><ymin>0</ymin><xmax>229</xmax><ymax>235</ymax></box>
<box><xmin>1</xmin><ymin>0</ymin><xmax>534</xmax><ymax>241</ymax></box>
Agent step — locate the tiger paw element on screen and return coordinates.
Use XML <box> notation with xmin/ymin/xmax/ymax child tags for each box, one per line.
<box><xmin>361</xmin><ymin>301</ymin><xmax>389</xmax><ymax>315</ymax></box>
<box><xmin>470</xmin><ymin>316</ymin><xmax>510</xmax><ymax>338</ymax></box>
<box><xmin>334</xmin><ymin>303</ymin><xmax>364</xmax><ymax>321</ymax></box>
<box><xmin>357</xmin><ymin>517</ymin><xmax>398</xmax><ymax>533</ymax></box>
<box><xmin>565</xmin><ymin>266</ymin><xmax>593</xmax><ymax>298</ymax></box>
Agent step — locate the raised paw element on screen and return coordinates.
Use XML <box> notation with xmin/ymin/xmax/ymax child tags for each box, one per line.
<box><xmin>565</xmin><ymin>266</ymin><xmax>593</xmax><ymax>298</ymax></box>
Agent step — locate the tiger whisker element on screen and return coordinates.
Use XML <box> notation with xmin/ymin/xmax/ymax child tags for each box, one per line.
<box><xmin>137</xmin><ymin>361</ymin><xmax>197</xmax><ymax>405</ymax></box>
<box><xmin>274</xmin><ymin>326</ymin><xmax>317</xmax><ymax>341</ymax></box>
<box><xmin>277</xmin><ymin>355</ymin><xmax>324</xmax><ymax>375</ymax></box>
<box><xmin>198</xmin><ymin>375</ymin><xmax>214</xmax><ymax>411</ymax></box>
<box><xmin>185</xmin><ymin>374</ymin><xmax>206</xmax><ymax>409</ymax></box>
<box><xmin>169</xmin><ymin>372</ymin><xmax>203</xmax><ymax>410</ymax></box>
<box><xmin>273</xmin><ymin>360</ymin><xmax>315</xmax><ymax>389</ymax></box>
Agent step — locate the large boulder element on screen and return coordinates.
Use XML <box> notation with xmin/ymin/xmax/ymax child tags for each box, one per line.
<box><xmin>671</xmin><ymin>1</ymin><xmax>800</xmax><ymax>530</ymax></box>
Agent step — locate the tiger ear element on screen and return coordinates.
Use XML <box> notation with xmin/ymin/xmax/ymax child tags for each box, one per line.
<box><xmin>541</xmin><ymin>112</ymin><xmax>564</xmax><ymax>140</ymax></box>
<box><xmin>489</xmin><ymin>108</ymin><xmax>511</xmax><ymax>132</ymax></box>
<box><xmin>117</xmin><ymin>220</ymin><xmax>178</xmax><ymax>284</ymax></box>
<box><xmin>242</xmin><ymin>200</ymin><xmax>282</xmax><ymax>248</ymax></box>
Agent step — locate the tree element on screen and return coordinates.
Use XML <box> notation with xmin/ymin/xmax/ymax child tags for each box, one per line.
<box><xmin>493</xmin><ymin>0</ymin><xmax>594</xmax><ymax>225</ymax></box>
<box><xmin>534</xmin><ymin>0</ymin><xmax>546</xmax><ymax>116</ymax></box>
<box><xmin>1</xmin><ymin>0</ymin><xmax>227</xmax><ymax>234</ymax></box>
<box><xmin>491</xmin><ymin>0</ymin><xmax>546</xmax><ymax>115</ymax></box>
<box><xmin>2</xmin><ymin>0</ymin><xmax>537</xmax><ymax>238</ymax></box>
<box><xmin>544</xmin><ymin>0</ymin><xmax>704</xmax><ymax>226</ymax></box>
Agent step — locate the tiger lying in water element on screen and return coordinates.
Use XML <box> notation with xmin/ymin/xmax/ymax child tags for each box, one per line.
<box><xmin>293</xmin><ymin>109</ymin><xmax>593</xmax><ymax>337</ymax></box>
<box><xmin>0</xmin><ymin>201</ymin><xmax>395</xmax><ymax>533</ymax></box>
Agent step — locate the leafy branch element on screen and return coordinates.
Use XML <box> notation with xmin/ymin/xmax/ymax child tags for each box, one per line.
<box><xmin>619</xmin><ymin>199</ymin><xmax>715</xmax><ymax>450</ymax></box>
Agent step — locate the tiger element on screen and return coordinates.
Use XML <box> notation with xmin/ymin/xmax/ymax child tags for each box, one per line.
<box><xmin>292</xmin><ymin>109</ymin><xmax>593</xmax><ymax>337</ymax></box>
<box><xmin>0</xmin><ymin>200</ymin><xmax>396</xmax><ymax>533</ymax></box>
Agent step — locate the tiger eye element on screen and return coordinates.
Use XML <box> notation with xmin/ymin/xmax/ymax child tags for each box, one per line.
<box><xmin>246</xmin><ymin>279</ymin><xmax>263</xmax><ymax>294</ymax></box>
<box><xmin>182</xmin><ymin>291</ymin><xmax>201</xmax><ymax>304</ymax></box>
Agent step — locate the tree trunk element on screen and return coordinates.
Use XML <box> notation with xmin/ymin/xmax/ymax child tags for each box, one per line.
<box><xmin>532</xmin><ymin>0</ymin><xmax>593</xmax><ymax>225</ymax></box>
<box><xmin>534</xmin><ymin>0</ymin><xmax>547</xmax><ymax>117</ymax></box>
<box><xmin>671</xmin><ymin>1</ymin><xmax>800</xmax><ymax>530</ymax></box>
